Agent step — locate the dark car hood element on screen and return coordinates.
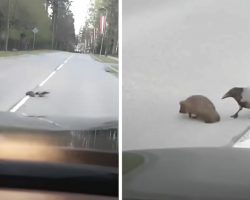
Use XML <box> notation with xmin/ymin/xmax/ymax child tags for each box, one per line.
<box><xmin>0</xmin><ymin>111</ymin><xmax>117</xmax><ymax>130</ymax></box>
<box><xmin>123</xmin><ymin>147</ymin><xmax>250</xmax><ymax>200</ymax></box>
<box><xmin>0</xmin><ymin>112</ymin><xmax>118</xmax><ymax>153</ymax></box>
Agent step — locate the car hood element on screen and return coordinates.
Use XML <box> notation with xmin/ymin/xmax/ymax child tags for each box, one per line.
<box><xmin>0</xmin><ymin>111</ymin><xmax>117</xmax><ymax>130</ymax></box>
<box><xmin>123</xmin><ymin>147</ymin><xmax>250</xmax><ymax>200</ymax></box>
<box><xmin>0</xmin><ymin>112</ymin><xmax>118</xmax><ymax>153</ymax></box>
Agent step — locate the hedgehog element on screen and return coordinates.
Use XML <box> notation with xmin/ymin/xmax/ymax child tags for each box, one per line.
<box><xmin>179</xmin><ymin>95</ymin><xmax>220</xmax><ymax>123</ymax></box>
<box><xmin>25</xmin><ymin>91</ymin><xmax>35</xmax><ymax>97</ymax></box>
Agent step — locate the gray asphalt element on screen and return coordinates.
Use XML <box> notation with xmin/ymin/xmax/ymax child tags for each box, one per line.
<box><xmin>123</xmin><ymin>0</ymin><xmax>250</xmax><ymax>150</ymax></box>
<box><xmin>0</xmin><ymin>52</ymin><xmax>118</xmax><ymax>120</ymax></box>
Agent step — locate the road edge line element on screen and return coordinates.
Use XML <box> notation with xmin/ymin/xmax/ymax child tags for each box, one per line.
<box><xmin>8</xmin><ymin>54</ymin><xmax>73</xmax><ymax>113</ymax></box>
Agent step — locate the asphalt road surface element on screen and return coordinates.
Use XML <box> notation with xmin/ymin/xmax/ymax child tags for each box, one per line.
<box><xmin>0</xmin><ymin>52</ymin><xmax>118</xmax><ymax>120</ymax></box>
<box><xmin>123</xmin><ymin>0</ymin><xmax>250</xmax><ymax>150</ymax></box>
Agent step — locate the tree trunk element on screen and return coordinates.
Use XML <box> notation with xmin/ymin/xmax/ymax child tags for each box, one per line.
<box><xmin>45</xmin><ymin>0</ymin><xmax>49</xmax><ymax>14</ymax></box>
<box><xmin>5</xmin><ymin>0</ymin><xmax>11</xmax><ymax>51</ymax></box>
<box><xmin>111</xmin><ymin>29</ymin><xmax>118</xmax><ymax>55</ymax></box>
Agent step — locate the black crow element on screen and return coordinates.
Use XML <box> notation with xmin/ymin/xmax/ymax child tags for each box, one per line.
<box><xmin>35</xmin><ymin>91</ymin><xmax>50</xmax><ymax>97</ymax></box>
<box><xmin>222</xmin><ymin>87</ymin><xmax>250</xmax><ymax>118</ymax></box>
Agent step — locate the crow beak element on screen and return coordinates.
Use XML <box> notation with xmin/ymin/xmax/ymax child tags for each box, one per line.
<box><xmin>222</xmin><ymin>93</ymin><xmax>229</xmax><ymax>99</ymax></box>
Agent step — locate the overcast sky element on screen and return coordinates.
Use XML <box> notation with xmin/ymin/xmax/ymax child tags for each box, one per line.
<box><xmin>71</xmin><ymin>0</ymin><xmax>91</xmax><ymax>35</ymax></box>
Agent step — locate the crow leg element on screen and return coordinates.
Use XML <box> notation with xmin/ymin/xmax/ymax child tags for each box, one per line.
<box><xmin>231</xmin><ymin>107</ymin><xmax>243</xmax><ymax>119</ymax></box>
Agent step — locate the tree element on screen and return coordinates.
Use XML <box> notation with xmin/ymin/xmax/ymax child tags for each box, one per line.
<box><xmin>5</xmin><ymin>0</ymin><xmax>10</xmax><ymax>51</ymax></box>
<box><xmin>79</xmin><ymin>0</ymin><xmax>118</xmax><ymax>56</ymax></box>
<box><xmin>103</xmin><ymin>0</ymin><xmax>118</xmax><ymax>55</ymax></box>
<box><xmin>0</xmin><ymin>0</ymin><xmax>75</xmax><ymax>51</ymax></box>
<box><xmin>49</xmin><ymin>0</ymin><xmax>75</xmax><ymax>51</ymax></box>
<box><xmin>0</xmin><ymin>0</ymin><xmax>52</xmax><ymax>50</ymax></box>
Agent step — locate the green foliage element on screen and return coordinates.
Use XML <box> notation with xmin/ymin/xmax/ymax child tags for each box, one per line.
<box><xmin>79</xmin><ymin>0</ymin><xmax>118</xmax><ymax>56</ymax></box>
<box><xmin>0</xmin><ymin>0</ymin><xmax>52</xmax><ymax>50</ymax></box>
<box><xmin>50</xmin><ymin>0</ymin><xmax>75</xmax><ymax>51</ymax></box>
<box><xmin>0</xmin><ymin>0</ymin><xmax>76</xmax><ymax>51</ymax></box>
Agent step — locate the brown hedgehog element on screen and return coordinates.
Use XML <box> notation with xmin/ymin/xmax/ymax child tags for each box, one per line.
<box><xmin>179</xmin><ymin>95</ymin><xmax>220</xmax><ymax>123</ymax></box>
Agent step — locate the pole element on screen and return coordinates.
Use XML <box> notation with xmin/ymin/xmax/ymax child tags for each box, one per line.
<box><xmin>99</xmin><ymin>33</ymin><xmax>104</xmax><ymax>55</ymax></box>
<box><xmin>51</xmin><ymin>0</ymin><xmax>58</xmax><ymax>49</ymax></box>
<box><xmin>5</xmin><ymin>0</ymin><xmax>11</xmax><ymax>51</ymax></box>
<box><xmin>51</xmin><ymin>16</ymin><xmax>55</xmax><ymax>49</ymax></box>
<box><xmin>33</xmin><ymin>32</ymin><xmax>36</xmax><ymax>49</ymax></box>
<box><xmin>99</xmin><ymin>8</ymin><xmax>107</xmax><ymax>55</ymax></box>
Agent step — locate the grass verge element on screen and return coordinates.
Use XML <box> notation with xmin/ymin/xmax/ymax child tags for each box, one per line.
<box><xmin>104</xmin><ymin>66</ymin><xmax>118</xmax><ymax>77</ymax></box>
<box><xmin>0</xmin><ymin>50</ymin><xmax>56</xmax><ymax>57</ymax></box>
<box><xmin>91</xmin><ymin>54</ymin><xmax>119</xmax><ymax>77</ymax></box>
<box><xmin>91</xmin><ymin>54</ymin><xmax>118</xmax><ymax>64</ymax></box>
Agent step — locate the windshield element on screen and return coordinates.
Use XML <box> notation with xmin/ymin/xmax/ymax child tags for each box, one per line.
<box><xmin>0</xmin><ymin>2</ymin><xmax>119</xmax><ymax>184</ymax></box>
<box><xmin>0</xmin><ymin>0</ymin><xmax>118</xmax><ymax>151</ymax></box>
<box><xmin>0</xmin><ymin>0</ymin><xmax>118</xmax><ymax>197</ymax></box>
<box><xmin>122</xmin><ymin>1</ymin><xmax>250</xmax><ymax>199</ymax></box>
<box><xmin>123</xmin><ymin>0</ymin><xmax>250</xmax><ymax>151</ymax></box>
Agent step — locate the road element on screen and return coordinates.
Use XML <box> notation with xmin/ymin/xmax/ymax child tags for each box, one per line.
<box><xmin>0</xmin><ymin>52</ymin><xmax>118</xmax><ymax>120</ymax></box>
<box><xmin>123</xmin><ymin>0</ymin><xmax>250</xmax><ymax>150</ymax></box>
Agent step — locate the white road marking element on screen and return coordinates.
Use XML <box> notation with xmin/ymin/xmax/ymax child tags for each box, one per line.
<box><xmin>40</xmin><ymin>55</ymin><xmax>73</xmax><ymax>86</ymax></box>
<box><xmin>9</xmin><ymin>54</ymin><xmax>73</xmax><ymax>113</ymax></box>
<box><xmin>56</xmin><ymin>55</ymin><xmax>73</xmax><ymax>71</ymax></box>
<box><xmin>233</xmin><ymin>126</ymin><xmax>250</xmax><ymax>148</ymax></box>
<box><xmin>56</xmin><ymin>64</ymin><xmax>64</xmax><ymax>71</ymax></box>
<box><xmin>39</xmin><ymin>71</ymin><xmax>56</xmax><ymax>87</ymax></box>
<box><xmin>10</xmin><ymin>96</ymin><xmax>30</xmax><ymax>112</ymax></box>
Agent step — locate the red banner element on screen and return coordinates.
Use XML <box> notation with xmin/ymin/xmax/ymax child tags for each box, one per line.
<box><xmin>100</xmin><ymin>16</ymin><xmax>106</xmax><ymax>34</ymax></box>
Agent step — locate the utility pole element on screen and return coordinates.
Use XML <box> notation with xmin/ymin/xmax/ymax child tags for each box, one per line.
<box><xmin>5</xmin><ymin>0</ymin><xmax>11</xmax><ymax>51</ymax></box>
<box><xmin>51</xmin><ymin>0</ymin><xmax>58</xmax><ymax>49</ymax></box>
<box><xmin>51</xmin><ymin>16</ymin><xmax>55</xmax><ymax>49</ymax></box>
<box><xmin>32</xmin><ymin>27</ymin><xmax>38</xmax><ymax>49</ymax></box>
<box><xmin>33</xmin><ymin>32</ymin><xmax>35</xmax><ymax>49</ymax></box>
<box><xmin>99</xmin><ymin>8</ymin><xmax>107</xmax><ymax>56</ymax></box>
